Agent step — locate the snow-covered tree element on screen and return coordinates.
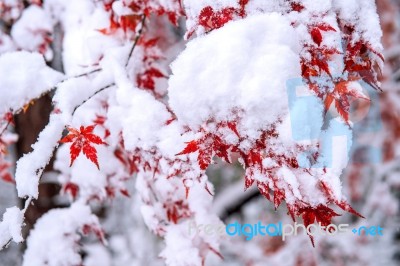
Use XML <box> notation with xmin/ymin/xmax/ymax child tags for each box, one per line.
<box><xmin>0</xmin><ymin>0</ymin><xmax>397</xmax><ymax>265</ymax></box>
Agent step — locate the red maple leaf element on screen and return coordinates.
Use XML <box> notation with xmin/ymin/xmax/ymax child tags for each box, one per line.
<box><xmin>199</xmin><ymin>6</ymin><xmax>236</xmax><ymax>31</ymax></box>
<box><xmin>176</xmin><ymin>134</ymin><xmax>232</xmax><ymax>170</ymax></box>
<box><xmin>137</xmin><ymin>67</ymin><xmax>166</xmax><ymax>91</ymax></box>
<box><xmin>311</xmin><ymin>28</ymin><xmax>323</xmax><ymax>46</ymax></box>
<box><xmin>0</xmin><ymin>161</ymin><xmax>14</xmax><ymax>184</ymax></box>
<box><xmin>298</xmin><ymin>205</ymin><xmax>341</xmax><ymax>246</ymax></box>
<box><xmin>60</xmin><ymin>125</ymin><xmax>107</xmax><ymax>169</ymax></box>
<box><xmin>291</xmin><ymin>2</ymin><xmax>305</xmax><ymax>12</ymax></box>
<box><xmin>343</xmin><ymin>41</ymin><xmax>383</xmax><ymax>91</ymax></box>
<box><xmin>324</xmin><ymin>78</ymin><xmax>369</xmax><ymax>123</ymax></box>
<box><xmin>310</xmin><ymin>23</ymin><xmax>336</xmax><ymax>46</ymax></box>
<box><xmin>176</xmin><ymin>140</ymin><xmax>199</xmax><ymax>156</ymax></box>
<box><xmin>63</xmin><ymin>182</ymin><xmax>79</xmax><ymax>199</ymax></box>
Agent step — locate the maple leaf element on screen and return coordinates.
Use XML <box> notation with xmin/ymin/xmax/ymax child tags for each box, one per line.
<box><xmin>3</xmin><ymin>112</ymin><xmax>14</xmax><ymax>126</ymax></box>
<box><xmin>227</xmin><ymin>121</ymin><xmax>240</xmax><ymax>137</ymax></box>
<box><xmin>310</xmin><ymin>24</ymin><xmax>336</xmax><ymax>46</ymax></box>
<box><xmin>97</xmin><ymin>15</ymin><xmax>120</xmax><ymax>35</ymax></box>
<box><xmin>324</xmin><ymin>78</ymin><xmax>369</xmax><ymax>123</ymax></box>
<box><xmin>176</xmin><ymin>135</ymin><xmax>231</xmax><ymax>170</ymax></box>
<box><xmin>120</xmin><ymin>14</ymin><xmax>140</xmax><ymax>32</ymax></box>
<box><xmin>137</xmin><ymin>67</ymin><xmax>166</xmax><ymax>91</ymax></box>
<box><xmin>299</xmin><ymin>205</ymin><xmax>341</xmax><ymax>246</ymax></box>
<box><xmin>63</xmin><ymin>182</ymin><xmax>79</xmax><ymax>199</ymax></box>
<box><xmin>198</xmin><ymin>6</ymin><xmax>236</xmax><ymax>31</ymax></box>
<box><xmin>82</xmin><ymin>224</ymin><xmax>106</xmax><ymax>244</ymax></box>
<box><xmin>60</xmin><ymin>125</ymin><xmax>107</xmax><ymax>169</ymax></box>
<box><xmin>311</xmin><ymin>28</ymin><xmax>323</xmax><ymax>46</ymax></box>
<box><xmin>337</xmin><ymin>201</ymin><xmax>364</xmax><ymax>218</ymax></box>
<box><xmin>0</xmin><ymin>161</ymin><xmax>14</xmax><ymax>184</ymax></box>
<box><xmin>119</xmin><ymin>189</ymin><xmax>130</xmax><ymax>198</ymax></box>
<box><xmin>257</xmin><ymin>182</ymin><xmax>271</xmax><ymax>201</ymax></box>
<box><xmin>176</xmin><ymin>140</ymin><xmax>199</xmax><ymax>156</ymax></box>
<box><xmin>273</xmin><ymin>187</ymin><xmax>285</xmax><ymax>210</ymax></box>
<box><xmin>343</xmin><ymin>41</ymin><xmax>383</xmax><ymax>91</ymax></box>
<box><xmin>244</xmin><ymin>173</ymin><xmax>255</xmax><ymax>190</ymax></box>
<box><xmin>198</xmin><ymin>148</ymin><xmax>213</xmax><ymax>170</ymax></box>
<box><xmin>139</xmin><ymin>38</ymin><xmax>159</xmax><ymax>47</ymax></box>
<box><xmin>238</xmin><ymin>0</ymin><xmax>249</xmax><ymax>17</ymax></box>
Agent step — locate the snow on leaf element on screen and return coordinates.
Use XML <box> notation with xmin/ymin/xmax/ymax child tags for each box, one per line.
<box><xmin>244</xmin><ymin>174</ymin><xmax>254</xmax><ymax>190</ymax></box>
<box><xmin>324</xmin><ymin>79</ymin><xmax>370</xmax><ymax>123</ymax></box>
<box><xmin>0</xmin><ymin>51</ymin><xmax>63</xmax><ymax>118</ymax></box>
<box><xmin>0</xmin><ymin>207</ymin><xmax>24</xmax><ymax>249</ymax></box>
<box><xmin>273</xmin><ymin>189</ymin><xmax>285</xmax><ymax>210</ymax></box>
<box><xmin>299</xmin><ymin>205</ymin><xmax>341</xmax><ymax>246</ymax></box>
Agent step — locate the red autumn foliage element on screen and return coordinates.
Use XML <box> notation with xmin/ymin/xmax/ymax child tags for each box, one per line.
<box><xmin>59</xmin><ymin>125</ymin><xmax>107</xmax><ymax>169</ymax></box>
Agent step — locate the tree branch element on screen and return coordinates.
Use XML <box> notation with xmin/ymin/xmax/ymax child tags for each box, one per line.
<box><xmin>126</xmin><ymin>14</ymin><xmax>147</xmax><ymax>67</ymax></box>
<box><xmin>72</xmin><ymin>83</ymin><xmax>114</xmax><ymax>116</ymax></box>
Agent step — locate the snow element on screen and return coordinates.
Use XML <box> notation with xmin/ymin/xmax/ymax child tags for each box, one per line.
<box><xmin>0</xmin><ymin>0</ymin><xmax>23</xmax><ymax>23</ymax></box>
<box><xmin>0</xmin><ymin>207</ymin><xmax>24</xmax><ymax>249</ymax></box>
<box><xmin>22</xmin><ymin>202</ymin><xmax>103</xmax><ymax>266</ymax></box>
<box><xmin>169</xmin><ymin>13</ymin><xmax>301</xmax><ymax>142</ymax></box>
<box><xmin>301</xmin><ymin>0</ymin><xmax>332</xmax><ymax>13</ymax></box>
<box><xmin>0</xmin><ymin>51</ymin><xmax>63</xmax><ymax>117</ymax></box>
<box><xmin>15</xmin><ymin>113</ymin><xmax>65</xmax><ymax>198</ymax></box>
<box><xmin>104</xmin><ymin>54</ymin><xmax>172</xmax><ymax>151</ymax></box>
<box><xmin>0</xmin><ymin>32</ymin><xmax>16</xmax><ymax>54</ymax></box>
<box><xmin>333</xmin><ymin>0</ymin><xmax>383</xmax><ymax>51</ymax></box>
<box><xmin>183</xmin><ymin>0</ymin><xmax>238</xmax><ymax>17</ymax></box>
<box><xmin>112</xmin><ymin>1</ymin><xmax>134</xmax><ymax>16</ymax></box>
<box><xmin>277</xmin><ymin>166</ymin><xmax>302</xmax><ymax>204</ymax></box>
<box><xmin>11</xmin><ymin>5</ymin><xmax>54</xmax><ymax>60</ymax></box>
<box><xmin>161</xmin><ymin>224</ymin><xmax>203</xmax><ymax>266</ymax></box>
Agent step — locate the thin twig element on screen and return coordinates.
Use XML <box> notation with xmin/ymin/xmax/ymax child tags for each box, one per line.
<box><xmin>73</xmin><ymin>14</ymin><xmax>147</xmax><ymax>115</ymax></box>
<box><xmin>0</xmin><ymin>121</ymin><xmax>11</xmax><ymax>138</ymax></box>
<box><xmin>72</xmin><ymin>83</ymin><xmax>114</xmax><ymax>115</ymax></box>
<box><xmin>125</xmin><ymin>14</ymin><xmax>147</xmax><ymax>67</ymax></box>
<box><xmin>73</xmin><ymin>68</ymin><xmax>102</xmax><ymax>78</ymax></box>
<box><xmin>0</xmin><ymin>195</ymin><xmax>33</xmax><ymax>250</ymax></box>
<box><xmin>1</xmin><ymin>239</ymin><xmax>12</xmax><ymax>250</ymax></box>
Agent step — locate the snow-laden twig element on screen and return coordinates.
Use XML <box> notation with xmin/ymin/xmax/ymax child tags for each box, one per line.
<box><xmin>126</xmin><ymin>14</ymin><xmax>146</xmax><ymax>67</ymax></box>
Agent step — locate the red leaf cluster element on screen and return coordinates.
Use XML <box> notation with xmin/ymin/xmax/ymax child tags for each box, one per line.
<box><xmin>81</xmin><ymin>224</ymin><xmax>106</xmax><ymax>244</ymax></box>
<box><xmin>0</xmin><ymin>161</ymin><xmax>14</xmax><ymax>184</ymax></box>
<box><xmin>189</xmin><ymin>0</ymin><xmax>249</xmax><ymax>36</ymax></box>
<box><xmin>199</xmin><ymin>6</ymin><xmax>236</xmax><ymax>31</ymax></box>
<box><xmin>299</xmin><ymin>20</ymin><xmax>383</xmax><ymax>123</ymax></box>
<box><xmin>344</xmin><ymin>40</ymin><xmax>383</xmax><ymax>91</ymax></box>
<box><xmin>137</xmin><ymin>67</ymin><xmax>166</xmax><ymax>92</ymax></box>
<box><xmin>164</xmin><ymin>200</ymin><xmax>191</xmax><ymax>224</ymax></box>
<box><xmin>98</xmin><ymin>0</ymin><xmax>183</xmax><ymax>35</ymax></box>
<box><xmin>290</xmin><ymin>2</ymin><xmax>305</xmax><ymax>12</ymax></box>
<box><xmin>176</xmin><ymin>123</ymin><xmax>238</xmax><ymax>170</ymax></box>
